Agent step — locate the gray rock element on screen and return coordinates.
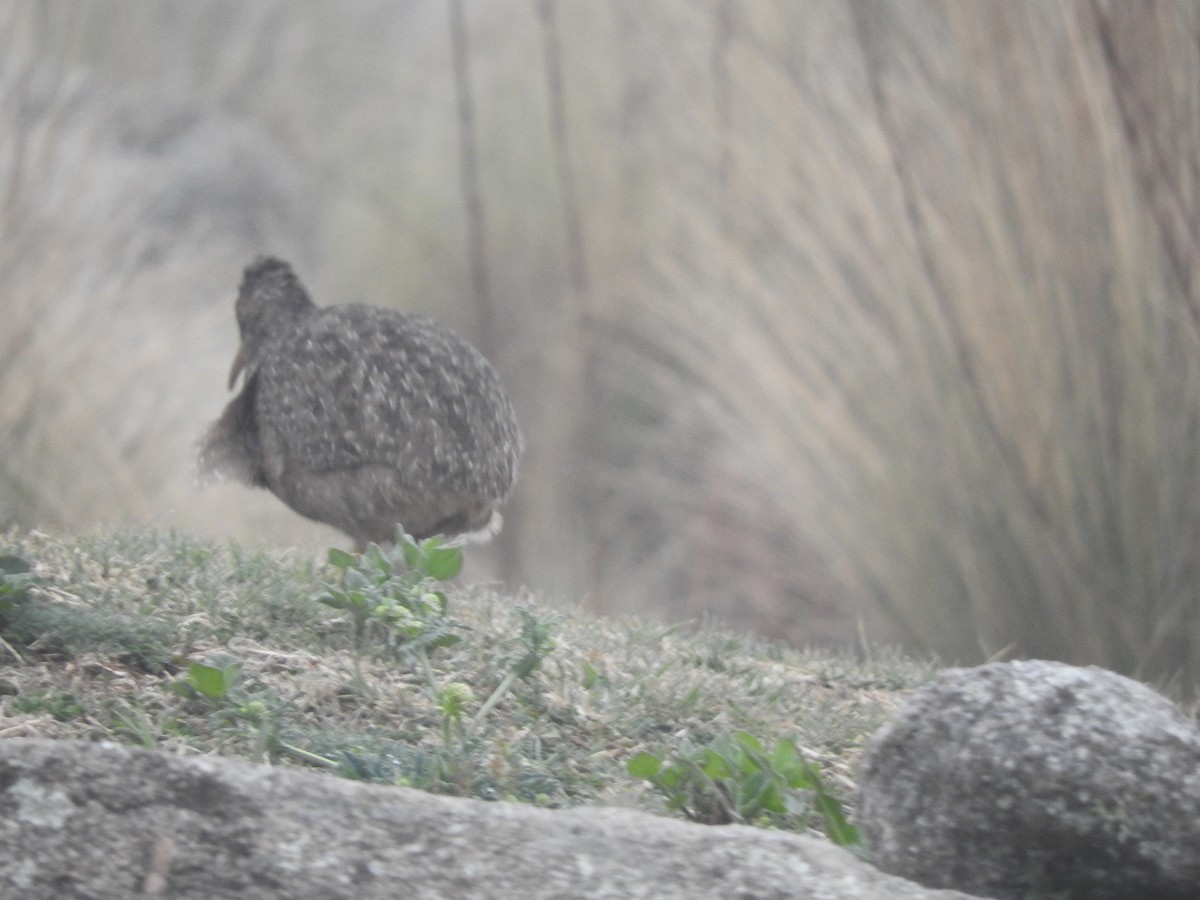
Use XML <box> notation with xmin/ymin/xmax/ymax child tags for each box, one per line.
<box><xmin>0</xmin><ymin>738</ymin><xmax>975</xmax><ymax>900</ymax></box>
<box><xmin>857</xmin><ymin>660</ymin><xmax>1200</xmax><ymax>899</ymax></box>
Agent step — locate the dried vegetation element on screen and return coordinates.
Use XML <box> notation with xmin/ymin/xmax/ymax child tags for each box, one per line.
<box><xmin>3</xmin><ymin>3</ymin><xmax>1200</xmax><ymax>687</ymax></box>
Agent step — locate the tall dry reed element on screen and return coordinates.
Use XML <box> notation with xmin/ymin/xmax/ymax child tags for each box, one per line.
<box><xmin>6</xmin><ymin>1</ymin><xmax>1200</xmax><ymax>688</ymax></box>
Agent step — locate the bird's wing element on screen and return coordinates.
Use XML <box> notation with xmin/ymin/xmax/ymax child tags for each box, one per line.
<box><xmin>252</xmin><ymin>307</ymin><xmax>484</xmax><ymax>482</ymax></box>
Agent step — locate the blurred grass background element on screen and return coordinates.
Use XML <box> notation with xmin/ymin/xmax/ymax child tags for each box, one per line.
<box><xmin>4</xmin><ymin>1</ymin><xmax>1200</xmax><ymax>688</ymax></box>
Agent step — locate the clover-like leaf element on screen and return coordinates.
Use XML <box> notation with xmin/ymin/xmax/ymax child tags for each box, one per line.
<box><xmin>627</xmin><ymin>751</ymin><xmax>664</xmax><ymax>780</ymax></box>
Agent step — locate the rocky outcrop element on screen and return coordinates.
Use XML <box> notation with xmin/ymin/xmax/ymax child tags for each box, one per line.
<box><xmin>10</xmin><ymin>660</ymin><xmax>1197</xmax><ymax>899</ymax></box>
<box><xmin>0</xmin><ymin>738</ymin><xmax>973</xmax><ymax>900</ymax></box>
<box><xmin>858</xmin><ymin>660</ymin><xmax>1200</xmax><ymax>899</ymax></box>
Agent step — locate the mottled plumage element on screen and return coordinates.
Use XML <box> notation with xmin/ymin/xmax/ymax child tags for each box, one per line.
<box><xmin>199</xmin><ymin>257</ymin><xmax>521</xmax><ymax>546</ymax></box>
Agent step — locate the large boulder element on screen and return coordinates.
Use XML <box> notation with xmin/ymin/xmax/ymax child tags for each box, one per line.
<box><xmin>0</xmin><ymin>738</ymin><xmax>973</xmax><ymax>900</ymax></box>
<box><xmin>857</xmin><ymin>660</ymin><xmax>1200</xmax><ymax>899</ymax></box>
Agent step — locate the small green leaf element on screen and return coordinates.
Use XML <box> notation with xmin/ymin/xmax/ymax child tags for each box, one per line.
<box><xmin>318</xmin><ymin>590</ymin><xmax>347</xmax><ymax>609</ymax></box>
<box><xmin>757</xmin><ymin>781</ymin><xmax>788</xmax><ymax>816</ymax></box>
<box><xmin>815</xmin><ymin>792</ymin><xmax>860</xmax><ymax>846</ymax></box>
<box><xmin>422</xmin><ymin>545</ymin><xmax>463</xmax><ymax>581</ymax></box>
<box><xmin>343</xmin><ymin>568</ymin><xmax>371</xmax><ymax>592</ymax></box>
<box><xmin>168</xmin><ymin>680</ymin><xmax>199</xmax><ymax>700</ymax></box>
<box><xmin>326</xmin><ymin>548</ymin><xmax>357</xmax><ymax>570</ymax></box>
<box><xmin>770</xmin><ymin>739</ymin><xmax>801</xmax><ymax>772</ymax></box>
<box><xmin>581</xmin><ymin>661</ymin><xmax>600</xmax><ymax>689</ymax></box>
<box><xmin>428</xmin><ymin>632</ymin><xmax>461</xmax><ymax>650</ymax></box>
<box><xmin>627</xmin><ymin>752</ymin><xmax>664</xmax><ymax>780</ymax></box>
<box><xmin>363</xmin><ymin>543</ymin><xmax>390</xmax><ymax>574</ymax></box>
<box><xmin>785</xmin><ymin>760</ymin><xmax>819</xmax><ymax>791</ymax></box>
<box><xmin>400</xmin><ymin>535</ymin><xmax>423</xmax><ymax>570</ymax></box>
<box><xmin>657</xmin><ymin>764</ymin><xmax>684</xmax><ymax>790</ymax></box>
<box><xmin>734</xmin><ymin>731</ymin><xmax>764</xmax><ymax>753</ymax></box>
<box><xmin>187</xmin><ymin>661</ymin><xmax>241</xmax><ymax>700</ymax></box>
<box><xmin>417</xmin><ymin>591</ymin><xmax>448</xmax><ymax>616</ymax></box>
<box><xmin>700</xmin><ymin>748</ymin><xmax>733</xmax><ymax>780</ymax></box>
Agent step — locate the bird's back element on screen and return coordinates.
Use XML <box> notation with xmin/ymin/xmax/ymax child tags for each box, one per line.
<box><xmin>254</xmin><ymin>304</ymin><xmax>521</xmax><ymax>504</ymax></box>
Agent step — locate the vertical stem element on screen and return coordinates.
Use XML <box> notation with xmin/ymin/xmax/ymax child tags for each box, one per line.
<box><xmin>534</xmin><ymin>0</ymin><xmax>604</xmax><ymax>603</ymax></box>
<box><xmin>536</xmin><ymin>0</ymin><xmax>590</xmax><ymax>300</ymax></box>
<box><xmin>448</xmin><ymin>0</ymin><xmax>495</xmax><ymax>352</ymax></box>
<box><xmin>712</xmin><ymin>0</ymin><xmax>735</xmax><ymax>236</ymax></box>
<box><xmin>416</xmin><ymin>646</ymin><xmax>441</xmax><ymax>699</ymax></box>
<box><xmin>472</xmin><ymin>669</ymin><xmax>519</xmax><ymax>726</ymax></box>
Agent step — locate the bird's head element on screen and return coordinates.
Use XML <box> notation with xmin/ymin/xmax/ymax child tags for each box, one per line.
<box><xmin>229</xmin><ymin>256</ymin><xmax>316</xmax><ymax>388</ymax></box>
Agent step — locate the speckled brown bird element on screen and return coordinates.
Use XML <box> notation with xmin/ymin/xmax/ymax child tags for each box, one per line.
<box><xmin>198</xmin><ymin>256</ymin><xmax>521</xmax><ymax>546</ymax></box>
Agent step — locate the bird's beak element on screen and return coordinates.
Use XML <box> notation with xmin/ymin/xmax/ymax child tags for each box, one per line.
<box><xmin>228</xmin><ymin>346</ymin><xmax>245</xmax><ymax>390</ymax></box>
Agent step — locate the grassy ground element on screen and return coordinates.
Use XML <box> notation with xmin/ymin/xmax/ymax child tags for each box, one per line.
<box><xmin>0</xmin><ymin>527</ymin><xmax>935</xmax><ymax>842</ymax></box>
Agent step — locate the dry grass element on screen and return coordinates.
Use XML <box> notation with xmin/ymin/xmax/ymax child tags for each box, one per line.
<box><xmin>5</xmin><ymin>2</ymin><xmax>1200</xmax><ymax>691</ymax></box>
<box><xmin>595</xmin><ymin>2</ymin><xmax>1200</xmax><ymax>689</ymax></box>
<box><xmin>0</xmin><ymin>527</ymin><xmax>932</xmax><ymax>832</ymax></box>
<box><xmin>0</xmin><ymin>16</ymin><xmax>317</xmax><ymax>541</ymax></box>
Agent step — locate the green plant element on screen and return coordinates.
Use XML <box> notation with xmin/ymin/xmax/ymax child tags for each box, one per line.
<box><xmin>0</xmin><ymin>529</ymin><xmax>926</xmax><ymax>829</ymax></box>
<box><xmin>437</xmin><ymin>680</ymin><xmax>475</xmax><ymax>750</ymax></box>
<box><xmin>0</xmin><ymin>554</ymin><xmax>34</xmax><ymax>603</ymax></box>
<box><xmin>473</xmin><ymin>607</ymin><xmax>556</xmax><ymax>726</ymax></box>
<box><xmin>170</xmin><ymin>653</ymin><xmax>318</xmax><ymax>766</ymax></box>
<box><xmin>628</xmin><ymin>731</ymin><xmax>860</xmax><ymax>848</ymax></box>
<box><xmin>179</xmin><ymin>657</ymin><xmax>244</xmax><ymax>701</ymax></box>
<box><xmin>396</xmin><ymin>606</ymin><xmax>557</xmax><ymax>793</ymax></box>
<box><xmin>320</xmin><ymin>532</ymin><xmax>463</xmax><ymax>664</ymax></box>
<box><xmin>13</xmin><ymin>689</ymin><xmax>83</xmax><ymax>721</ymax></box>
<box><xmin>317</xmin><ymin>538</ymin><xmax>560</xmax><ymax>789</ymax></box>
<box><xmin>107</xmin><ymin>697</ymin><xmax>178</xmax><ymax>750</ymax></box>
<box><xmin>0</xmin><ymin>582</ymin><xmax>175</xmax><ymax>673</ymax></box>
<box><xmin>0</xmin><ymin>553</ymin><xmax>35</xmax><ymax>661</ymax></box>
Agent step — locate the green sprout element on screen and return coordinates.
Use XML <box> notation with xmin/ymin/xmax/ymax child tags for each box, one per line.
<box><xmin>628</xmin><ymin>731</ymin><xmax>860</xmax><ymax>848</ymax></box>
